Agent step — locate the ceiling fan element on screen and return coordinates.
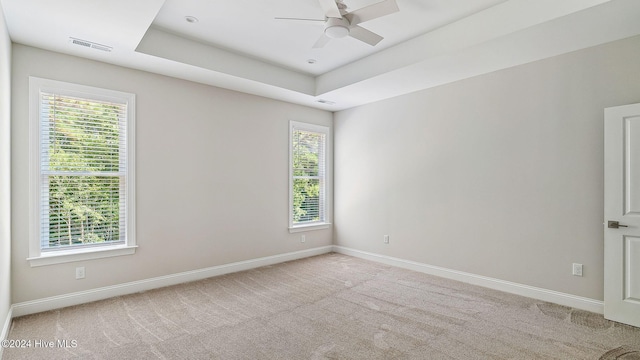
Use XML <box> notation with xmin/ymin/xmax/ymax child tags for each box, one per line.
<box><xmin>275</xmin><ymin>0</ymin><xmax>399</xmax><ymax>48</ymax></box>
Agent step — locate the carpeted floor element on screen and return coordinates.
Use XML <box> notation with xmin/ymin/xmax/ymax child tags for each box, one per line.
<box><xmin>3</xmin><ymin>253</ymin><xmax>640</xmax><ymax>359</ymax></box>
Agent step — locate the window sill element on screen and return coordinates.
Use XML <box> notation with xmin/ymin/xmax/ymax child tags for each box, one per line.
<box><xmin>27</xmin><ymin>245</ymin><xmax>138</xmax><ymax>267</ymax></box>
<box><xmin>289</xmin><ymin>223</ymin><xmax>332</xmax><ymax>233</ymax></box>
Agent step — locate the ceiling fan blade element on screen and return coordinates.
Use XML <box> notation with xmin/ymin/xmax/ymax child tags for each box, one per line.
<box><xmin>318</xmin><ymin>0</ymin><xmax>342</xmax><ymax>18</ymax></box>
<box><xmin>313</xmin><ymin>34</ymin><xmax>331</xmax><ymax>48</ymax></box>
<box><xmin>349</xmin><ymin>25</ymin><xmax>383</xmax><ymax>46</ymax></box>
<box><xmin>345</xmin><ymin>0</ymin><xmax>399</xmax><ymax>25</ymax></box>
<box><xmin>274</xmin><ymin>17</ymin><xmax>325</xmax><ymax>22</ymax></box>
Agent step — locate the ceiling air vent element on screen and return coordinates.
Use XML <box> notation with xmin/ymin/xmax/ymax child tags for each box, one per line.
<box><xmin>69</xmin><ymin>37</ymin><xmax>112</xmax><ymax>52</ymax></box>
<box><xmin>317</xmin><ymin>99</ymin><xmax>336</xmax><ymax>105</ymax></box>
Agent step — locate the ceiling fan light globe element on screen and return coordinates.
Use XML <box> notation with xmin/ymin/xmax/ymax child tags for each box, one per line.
<box><xmin>324</xmin><ymin>17</ymin><xmax>350</xmax><ymax>39</ymax></box>
<box><xmin>325</xmin><ymin>25</ymin><xmax>349</xmax><ymax>38</ymax></box>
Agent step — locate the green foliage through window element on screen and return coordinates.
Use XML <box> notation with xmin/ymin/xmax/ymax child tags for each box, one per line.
<box><xmin>42</xmin><ymin>93</ymin><xmax>125</xmax><ymax>248</ymax></box>
<box><xmin>292</xmin><ymin>128</ymin><xmax>325</xmax><ymax>224</ymax></box>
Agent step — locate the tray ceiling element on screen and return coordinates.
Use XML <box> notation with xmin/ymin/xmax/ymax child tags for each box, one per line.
<box><xmin>2</xmin><ymin>0</ymin><xmax>639</xmax><ymax>110</ymax></box>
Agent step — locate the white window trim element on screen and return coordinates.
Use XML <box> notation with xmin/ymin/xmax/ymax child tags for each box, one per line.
<box><xmin>28</xmin><ymin>77</ymin><xmax>136</xmax><ymax>267</ymax></box>
<box><xmin>288</xmin><ymin>121</ymin><xmax>332</xmax><ymax>233</ymax></box>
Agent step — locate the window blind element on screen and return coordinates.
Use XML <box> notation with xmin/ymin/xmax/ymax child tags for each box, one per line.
<box><xmin>39</xmin><ymin>92</ymin><xmax>127</xmax><ymax>250</ymax></box>
<box><xmin>292</xmin><ymin>128</ymin><xmax>326</xmax><ymax>224</ymax></box>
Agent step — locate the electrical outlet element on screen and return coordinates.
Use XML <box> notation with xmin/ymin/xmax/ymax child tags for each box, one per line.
<box><xmin>384</xmin><ymin>235</ymin><xmax>389</xmax><ymax>244</ymax></box>
<box><xmin>75</xmin><ymin>266</ymin><xmax>85</xmax><ymax>279</ymax></box>
<box><xmin>300</xmin><ymin>235</ymin><xmax>306</xmax><ymax>243</ymax></box>
<box><xmin>572</xmin><ymin>263</ymin><xmax>583</xmax><ymax>277</ymax></box>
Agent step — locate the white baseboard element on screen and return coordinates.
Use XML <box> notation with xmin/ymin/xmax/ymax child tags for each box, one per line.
<box><xmin>332</xmin><ymin>245</ymin><xmax>604</xmax><ymax>314</ymax></box>
<box><xmin>12</xmin><ymin>246</ymin><xmax>333</xmax><ymax>318</ymax></box>
<box><xmin>9</xmin><ymin>244</ymin><xmax>604</xmax><ymax>321</ymax></box>
<box><xmin>0</xmin><ymin>305</ymin><xmax>13</xmax><ymax>359</ymax></box>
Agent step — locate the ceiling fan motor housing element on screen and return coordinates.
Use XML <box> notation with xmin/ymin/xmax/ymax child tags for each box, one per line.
<box><xmin>324</xmin><ymin>17</ymin><xmax>350</xmax><ymax>38</ymax></box>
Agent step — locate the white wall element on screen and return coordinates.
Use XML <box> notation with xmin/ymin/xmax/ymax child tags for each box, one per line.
<box><xmin>11</xmin><ymin>44</ymin><xmax>333</xmax><ymax>303</ymax></box>
<box><xmin>0</xmin><ymin>0</ymin><xmax>12</xmax><ymax>343</ymax></box>
<box><xmin>334</xmin><ymin>35</ymin><xmax>640</xmax><ymax>301</ymax></box>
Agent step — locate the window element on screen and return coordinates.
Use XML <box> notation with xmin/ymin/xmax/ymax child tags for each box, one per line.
<box><xmin>28</xmin><ymin>77</ymin><xmax>136</xmax><ymax>266</ymax></box>
<box><xmin>289</xmin><ymin>121</ymin><xmax>330</xmax><ymax>232</ymax></box>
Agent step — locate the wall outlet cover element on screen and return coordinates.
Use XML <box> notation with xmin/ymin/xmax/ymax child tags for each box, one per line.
<box><xmin>572</xmin><ymin>263</ymin><xmax>583</xmax><ymax>277</ymax></box>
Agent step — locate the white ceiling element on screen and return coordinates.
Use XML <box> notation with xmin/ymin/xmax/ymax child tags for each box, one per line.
<box><xmin>152</xmin><ymin>0</ymin><xmax>507</xmax><ymax>75</ymax></box>
<box><xmin>2</xmin><ymin>0</ymin><xmax>640</xmax><ymax>111</ymax></box>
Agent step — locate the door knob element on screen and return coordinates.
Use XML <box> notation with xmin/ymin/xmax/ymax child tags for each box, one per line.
<box><xmin>608</xmin><ymin>220</ymin><xmax>628</xmax><ymax>229</ymax></box>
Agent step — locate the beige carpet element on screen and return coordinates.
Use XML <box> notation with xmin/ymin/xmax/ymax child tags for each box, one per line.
<box><xmin>4</xmin><ymin>253</ymin><xmax>640</xmax><ymax>359</ymax></box>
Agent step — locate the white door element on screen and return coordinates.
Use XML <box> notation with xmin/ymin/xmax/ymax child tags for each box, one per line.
<box><xmin>604</xmin><ymin>103</ymin><xmax>640</xmax><ymax>327</ymax></box>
